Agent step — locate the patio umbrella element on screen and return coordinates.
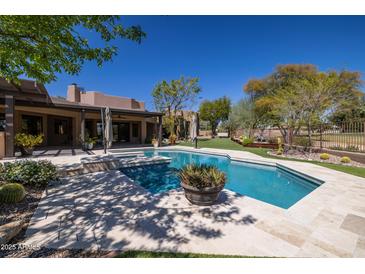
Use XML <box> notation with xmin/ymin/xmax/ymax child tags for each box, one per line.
<box><xmin>104</xmin><ymin>107</ymin><xmax>113</xmax><ymax>149</ymax></box>
<box><xmin>190</xmin><ymin>112</ymin><xmax>198</xmax><ymax>148</ymax></box>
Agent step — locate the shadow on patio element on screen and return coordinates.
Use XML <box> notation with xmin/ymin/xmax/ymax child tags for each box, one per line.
<box><xmin>24</xmin><ymin>170</ymin><xmax>259</xmax><ymax>255</ymax></box>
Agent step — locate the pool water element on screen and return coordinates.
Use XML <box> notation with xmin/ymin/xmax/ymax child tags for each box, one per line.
<box><xmin>120</xmin><ymin>150</ymin><xmax>320</xmax><ymax>209</ymax></box>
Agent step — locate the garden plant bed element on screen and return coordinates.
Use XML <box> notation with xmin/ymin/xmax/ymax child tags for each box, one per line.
<box><xmin>231</xmin><ymin>137</ymin><xmax>278</xmax><ymax>149</ymax></box>
<box><xmin>267</xmin><ymin>150</ymin><xmax>365</xmax><ymax>168</ymax></box>
<box><xmin>0</xmin><ymin>185</ymin><xmax>45</xmax><ymax>249</ymax></box>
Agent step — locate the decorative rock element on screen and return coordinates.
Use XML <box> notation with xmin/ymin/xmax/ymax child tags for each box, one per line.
<box><xmin>0</xmin><ymin>219</ymin><xmax>25</xmax><ymax>244</ymax></box>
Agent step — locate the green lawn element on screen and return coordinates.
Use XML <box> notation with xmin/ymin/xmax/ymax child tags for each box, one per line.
<box><xmin>116</xmin><ymin>250</ymin><xmax>250</xmax><ymax>258</ymax></box>
<box><xmin>177</xmin><ymin>138</ymin><xmax>365</xmax><ymax>178</ymax></box>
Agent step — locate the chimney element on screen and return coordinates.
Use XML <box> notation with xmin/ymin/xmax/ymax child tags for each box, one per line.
<box><xmin>67</xmin><ymin>83</ymin><xmax>81</xmax><ymax>103</ymax></box>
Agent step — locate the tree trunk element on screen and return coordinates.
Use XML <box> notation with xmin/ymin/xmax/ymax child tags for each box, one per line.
<box><xmin>307</xmin><ymin>120</ymin><xmax>312</xmax><ymax>153</ymax></box>
<box><xmin>278</xmin><ymin>126</ymin><xmax>288</xmax><ymax>144</ymax></box>
<box><xmin>288</xmin><ymin>127</ymin><xmax>293</xmax><ymax>148</ymax></box>
<box><xmin>211</xmin><ymin>122</ymin><xmax>217</xmax><ymax>138</ymax></box>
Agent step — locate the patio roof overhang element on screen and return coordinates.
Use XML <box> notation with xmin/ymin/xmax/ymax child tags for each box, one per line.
<box><xmin>0</xmin><ymin>92</ymin><xmax>163</xmax><ymax>118</ymax></box>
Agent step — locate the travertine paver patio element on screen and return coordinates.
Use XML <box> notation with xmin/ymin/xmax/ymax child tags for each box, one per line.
<box><xmin>23</xmin><ymin>147</ymin><xmax>365</xmax><ymax>257</ymax></box>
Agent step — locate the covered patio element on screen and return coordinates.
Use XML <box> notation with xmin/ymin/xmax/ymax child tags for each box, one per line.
<box><xmin>0</xmin><ymin>79</ymin><xmax>163</xmax><ymax>158</ymax></box>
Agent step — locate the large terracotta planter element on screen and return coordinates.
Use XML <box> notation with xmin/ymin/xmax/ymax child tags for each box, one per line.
<box><xmin>181</xmin><ymin>182</ymin><xmax>224</xmax><ymax>206</ymax></box>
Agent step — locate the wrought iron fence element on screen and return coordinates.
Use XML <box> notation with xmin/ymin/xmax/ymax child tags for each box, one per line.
<box><xmin>296</xmin><ymin>120</ymin><xmax>365</xmax><ymax>153</ymax></box>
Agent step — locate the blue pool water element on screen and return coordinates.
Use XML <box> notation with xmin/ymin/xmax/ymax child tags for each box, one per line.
<box><xmin>120</xmin><ymin>150</ymin><xmax>320</xmax><ymax>209</ymax></box>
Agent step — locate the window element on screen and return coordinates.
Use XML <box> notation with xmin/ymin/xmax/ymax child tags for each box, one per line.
<box><xmin>132</xmin><ymin>123</ymin><xmax>139</xmax><ymax>138</ymax></box>
<box><xmin>21</xmin><ymin>115</ymin><xmax>43</xmax><ymax>135</ymax></box>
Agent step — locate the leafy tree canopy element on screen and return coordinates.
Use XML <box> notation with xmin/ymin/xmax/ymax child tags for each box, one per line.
<box><xmin>152</xmin><ymin>76</ymin><xmax>201</xmax><ymax>135</ymax></box>
<box><xmin>0</xmin><ymin>15</ymin><xmax>145</xmax><ymax>84</ymax></box>
<box><xmin>199</xmin><ymin>96</ymin><xmax>231</xmax><ymax>136</ymax></box>
<box><xmin>244</xmin><ymin>64</ymin><xmax>363</xmax><ymax>144</ymax></box>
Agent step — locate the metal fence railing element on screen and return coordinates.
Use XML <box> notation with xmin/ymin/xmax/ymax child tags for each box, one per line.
<box><xmin>296</xmin><ymin>120</ymin><xmax>365</xmax><ymax>153</ymax></box>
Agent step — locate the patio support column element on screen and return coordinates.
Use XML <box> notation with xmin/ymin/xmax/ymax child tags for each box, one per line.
<box><xmin>80</xmin><ymin>109</ymin><xmax>85</xmax><ymax>146</ymax></box>
<box><xmin>141</xmin><ymin>120</ymin><xmax>147</xmax><ymax>144</ymax></box>
<box><xmin>5</xmin><ymin>95</ymin><xmax>14</xmax><ymax>157</ymax></box>
<box><xmin>158</xmin><ymin>115</ymin><xmax>163</xmax><ymax>147</ymax></box>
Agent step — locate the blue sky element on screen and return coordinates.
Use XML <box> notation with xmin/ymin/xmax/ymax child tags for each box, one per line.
<box><xmin>46</xmin><ymin>16</ymin><xmax>365</xmax><ymax>111</ymax></box>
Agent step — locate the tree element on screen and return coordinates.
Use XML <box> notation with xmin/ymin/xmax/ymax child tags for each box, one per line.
<box><xmin>291</xmin><ymin>71</ymin><xmax>362</xmax><ymax>148</ymax></box>
<box><xmin>228</xmin><ymin>98</ymin><xmax>265</xmax><ymax>138</ymax></box>
<box><xmin>244</xmin><ymin>64</ymin><xmax>363</xmax><ymax>145</ymax></box>
<box><xmin>199</xmin><ymin>96</ymin><xmax>231</xmax><ymax>137</ymax></box>
<box><xmin>152</xmin><ymin>76</ymin><xmax>202</xmax><ymax>136</ymax></box>
<box><xmin>0</xmin><ymin>16</ymin><xmax>145</xmax><ymax>84</ymax></box>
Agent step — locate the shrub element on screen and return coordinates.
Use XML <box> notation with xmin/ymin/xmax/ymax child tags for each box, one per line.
<box><xmin>320</xmin><ymin>153</ymin><xmax>330</xmax><ymax>160</ymax></box>
<box><xmin>179</xmin><ymin>164</ymin><xmax>226</xmax><ymax>189</ymax></box>
<box><xmin>169</xmin><ymin>134</ymin><xmax>177</xmax><ymax>145</ymax></box>
<box><xmin>0</xmin><ymin>183</ymin><xmax>26</xmax><ymax>204</ymax></box>
<box><xmin>267</xmin><ymin>137</ymin><xmax>278</xmax><ymax>144</ymax></box>
<box><xmin>293</xmin><ymin>137</ymin><xmax>312</xmax><ymax>148</ymax></box>
<box><xmin>329</xmin><ymin>145</ymin><xmax>343</xmax><ymax>151</ymax></box>
<box><xmin>346</xmin><ymin>145</ymin><xmax>360</xmax><ymax>152</ymax></box>
<box><xmin>242</xmin><ymin>137</ymin><xmax>254</xmax><ymax>146</ymax></box>
<box><xmin>0</xmin><ymin>163</ymin><xmax>5</xmax><ymax>182</ymax></box>
<box><xmin>340</xmin><ymin>156</ymin><xmax>351</xmax><ymax>163</ymax></box>
<box><xmin>276</xmin><ymin>137</ymin><xmax>284</xmax><ymax>155</ymax></box>
<box><xmin>14</xmin><ymin>133</ymin><xmax>44</xmax><ymax>149</ymax></box>
<box><xmin>3</xmin><ymin>160</ymin><xmax>58</xmax><ymax>187</ymax></box>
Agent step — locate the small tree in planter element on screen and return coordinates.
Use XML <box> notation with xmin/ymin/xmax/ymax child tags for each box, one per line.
<box><xmin>179</xmin><ymin>164</ymin><xmax>226</xmax><ymax>206</ymax></box>
<box><xmin>151</xmin><ymin>136</ymin><xmax>159</xmax><ymax>148</ymax></box>
<box><xmin>14</xmin><ymin>133</ymin><xmax>44</xmax><ymax>156</ymax></box>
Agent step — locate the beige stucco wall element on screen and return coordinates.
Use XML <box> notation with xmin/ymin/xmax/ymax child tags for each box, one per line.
<box><xmin>80</xmin><ymin>92</ymin><xmax>145</xmax><ymax>111</ymax></box>
<box><xmin>14</xmin><ymin>106</ymin><xmax>81</xmax><ymax>146</ymax></box>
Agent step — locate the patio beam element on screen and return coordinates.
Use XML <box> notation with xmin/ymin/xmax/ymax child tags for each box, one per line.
<box><xmin>5</xmin><ymin>95</ymin><xmax>14</xmax><ymax>157</ymax></box>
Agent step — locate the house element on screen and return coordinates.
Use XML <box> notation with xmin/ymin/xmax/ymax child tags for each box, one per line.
<box><xmin>0</xmin><ymin>78</ymin><xmax>163</xmax><ymax>158</ymax></box>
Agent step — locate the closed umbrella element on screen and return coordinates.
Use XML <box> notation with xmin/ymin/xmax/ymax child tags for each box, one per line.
<box><xmin>104</xmin><ymin>107</ymin><xmax>113</xmax><ymax>149</ymax></box>
<box><xmin>190</xmin><ymin>112</ymin><xmax>198</xmax><ymax>149</ymax></box>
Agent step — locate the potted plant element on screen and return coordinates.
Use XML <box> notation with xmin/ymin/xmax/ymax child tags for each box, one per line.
<box><xmin>83</xmin><ymin>133</ymin><xmax>97</xmax><ymax>150</ymax></box>
<box><xmin>151</xmin><ymin>136</ymin><xmax>159</xmax><ymax>148</ymax></box>
<box><xmin>179</xmin><ymin>164</ymin><xmax>226</xmax><ymax>206</ymax></box>
<box><xmin>14</xmin><ymin>133</ymin><xmax>44</xmax><ymax>156</ymax></box>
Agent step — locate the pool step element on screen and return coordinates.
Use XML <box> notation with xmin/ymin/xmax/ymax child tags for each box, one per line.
<box><xmin>119</xmin><ymin>156</ymin><xmax>171</xmax><ymax>168</ymax></box>
<box><xmin>58</xmin><ymin>154</ymin><xmax>171</xmax><ymax>177</ymax></box>
<box><xmin>111</xmin><ymin>151</ymin><xmax>145</xmax><ymax>158</ymax></box>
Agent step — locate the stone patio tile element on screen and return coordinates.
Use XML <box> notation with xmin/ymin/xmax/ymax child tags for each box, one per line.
<box><xmin>353</xmin><ymin>248</ymin><xmax>365</xmax><ymax>257</ymax></box>
<box><xmin>304</xmin><ymin>237</ymin><xmax>352</xmax><ymax>257</ymax></box>
<box><xmin>21</xmin><ymin>147</ymin><xmax>365</xmax><ymax>257</ymax></box>
<box><xmin>255</xmin><ymin>219</ymin><xmax>312</xmax><ymax>248</ymax></box>
<box><xmin>340</xmin><ymin>214</ymin><xmax>365</xmax><ymax>236</ymax></box>
<box><xmin>352</xmin><ymin>237</ymin><xmax>365</xmax><ymax>257</ymax></box>
<box><xmin>308</xmin><ymin>227</ymin><xmax>359</xmax><ymax>257</ymax></box>
<box><xmin>239</xmin><ymin>226</ymin><xmax>300</xmax><ymax>257</ymax></box>
<box><xmin>356</xmin><ymin>237</ymin><xmax>365</xmax><ymax>249</ymax></box>
<box><xmin>309</xmin><ymin>209</ymin><xmax>346</xmax><ymax>230</ymax></box>
<box><xmin>296</xmin><ymin>242</ymin><xmax>340</xmax><ymax>258</ymax></box>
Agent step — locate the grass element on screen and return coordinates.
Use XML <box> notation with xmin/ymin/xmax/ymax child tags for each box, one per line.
<box><xmin>116</xmin><ymin>250</ymin><xmax>250</xmax><ymax>258</ymax></box>
<box><xmin>177</xmin><ymin>138</ymin><xmax>365</xmax><ymax>178</ymax></box>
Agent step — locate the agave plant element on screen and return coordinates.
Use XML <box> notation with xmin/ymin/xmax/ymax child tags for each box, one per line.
<box><xmin>179</xmin><ymin>164</ymin><xmax>226</xmax><ymax>189</ymax></box>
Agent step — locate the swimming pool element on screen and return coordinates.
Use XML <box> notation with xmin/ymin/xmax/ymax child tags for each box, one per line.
<box><xmin>120</xmin><ymin>150</ymin><xmax>320</xmax><ymax>209</ymax></box>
